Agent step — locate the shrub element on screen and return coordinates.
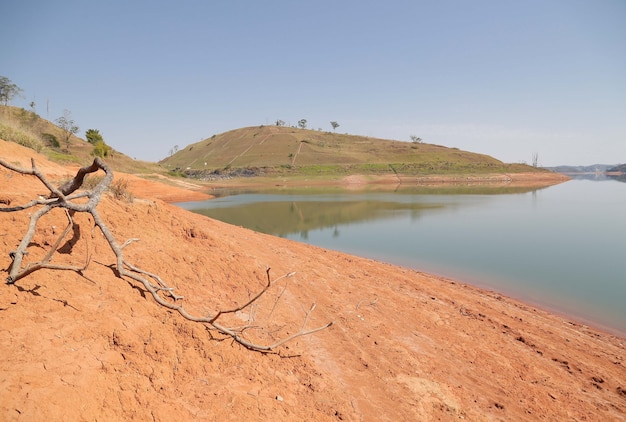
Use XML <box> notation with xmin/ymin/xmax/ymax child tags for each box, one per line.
<box><xmin>80</xmin><ymin>175</ymin><xmax>133</xmax><ymax>202</ymax></box>
<box><xmin>42</xmin><ymin>133</ymin><xmax>60</xmax><ymax>148</ymax></box>
<box><xmin>110</xmin><ymin>178</ymin><xmax>133</xmax><ymax>202</ymax></box>
<box><xmin>0</xmin><ymin>123</ymin><xmax>43</xmax><ymax>152</ymax></box>
<box><xmin>92</xmin><ymin>140</ymin><xmax>112</xmax><ymax>158</ymax></box>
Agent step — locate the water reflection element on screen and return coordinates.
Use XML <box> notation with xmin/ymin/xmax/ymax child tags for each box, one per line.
<box><xmin>177</xmin><ymin>180</ymin><xmax>626</xmax><ymax>335</ymax></box>
<box><xmin>607</xmin><ymin>173</ymin><xmax>626</xmax><ymax>183</ymax></box>
<box><xmin>181</xmin><ymin>184</ymin><xmax>547</xmax><ymax>238</ymax></box>
<box><xmin>188</xmin><ymin>198</ymin><xmax>444</xmax><ymax>237</ymax></box>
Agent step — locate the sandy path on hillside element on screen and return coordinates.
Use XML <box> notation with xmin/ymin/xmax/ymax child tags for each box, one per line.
<box><xmin>0</xmin><ymin>140</ymin><xmax>624</xmax><ymax>421</ymax></box>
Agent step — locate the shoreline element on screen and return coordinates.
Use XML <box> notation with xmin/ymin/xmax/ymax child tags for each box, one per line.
<box><xmin>411</xmin><ymin>262</ymin><xmax>626</xmax><ymax>339</ymax></box>
<box><xmin>164</xmin><ymin>173</ymin><xmax>626</xmax><ymax>339</ymax></box>
<box><xmin>189</xmin><ymin>170</ymin><xmax>570</xmax><ymax>191</ymax></box>
<box><xmin>160</xmin><ymin>171</ymin><xmax>626</xmax><ymax>337</ymax></box>
<box><xmin>3</xmin><ymin>140</ymin><xmax>624</xmax><ymax>420</ymax></box>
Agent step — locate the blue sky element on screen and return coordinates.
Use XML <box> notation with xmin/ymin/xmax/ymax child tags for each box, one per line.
<box><xmin>2</xmin><ymin>0</ymin><xmax>625</xmax><ymax>166</ymax></box>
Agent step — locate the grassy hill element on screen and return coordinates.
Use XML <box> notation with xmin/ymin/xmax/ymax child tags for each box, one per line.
<box><xmin>0</xmin><ymin>105</ymin><xmax>161</xmax><ymax>173</ymax></box>
<box><xmin>160</xmin><ymin>125</ymin><xmax>544</xmax><ymax>177</ymax></box>
<box><xmin>2</xmin><ymin>105</ymin><xmax>550</xmax><ymax>179</ymax></box>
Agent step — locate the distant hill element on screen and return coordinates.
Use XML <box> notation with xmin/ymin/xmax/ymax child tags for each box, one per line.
<box><xmin>607</xmin><ymin>164</ymin><xmax>626</xmax><ymax>173</ymax></box>
<box><xmin>0</xmin><ymin>105</ymin><xmax>161</xmax><ymax>174</ymax></box>
<box><xmin>544</xmin><ymin>164</ymin><xmax>625</xmax><ymax>182</ymax></box>
<box><xmin>607</xmin><ymin>164</ymin><xmax>626</xmax><ymax>182</ymax></box>
<box><xmin>160</xmin><ymin>125</ymin><xmax>546</xmax><ymax>177</ymax></box>
<box><xmin>545</xmin><ymin>164</ymin><xmax>618</xmax><ymax>174</ymax></box>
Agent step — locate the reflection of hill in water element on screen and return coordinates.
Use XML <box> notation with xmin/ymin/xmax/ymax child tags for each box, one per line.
<box><xmin>192</xmin><ymin>200</ymin><xmax>444</xmax><ymax>237</ymax></box>
<box><xmin>188</xmin><ymin>184</ymin><xmax>548</xmax><ymax>237</ymax></box>
<box><xmin>212</xmin><ymin>183</ymin><xmax>551</xmax><ymax>196</ymax></box>
<box><xmin>607</xmin><ymin>174</ymin><xmax>626</xmax><ymax>183</ymax></box>
<box><xmin>558</xmin><ymin>173</ymin><xmax>626</xmax><ymax>183</ymax></box>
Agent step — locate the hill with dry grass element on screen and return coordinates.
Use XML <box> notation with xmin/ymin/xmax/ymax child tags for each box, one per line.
<box><xmin>2</xmin><ymin>105</ymin><xmax>558</xmax><ymax>184</ymax></box>
<box><xmin>160</xmin><ymin>125</ymin><xmax>547</xmax><ymax>177</ymax></box>
<box><xmin>0</xmin><ymin>105</ymin><xmax>161</xmax><ymax>174</ymax></box>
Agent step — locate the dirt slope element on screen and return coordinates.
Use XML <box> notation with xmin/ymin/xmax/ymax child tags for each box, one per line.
<box><xmin>1</xmin><ymin>141</ymin><xmax>625</xmax><ymax>421</ymax></box>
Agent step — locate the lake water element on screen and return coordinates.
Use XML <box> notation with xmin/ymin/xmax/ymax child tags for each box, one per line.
<box><xmin>177</xmin><ymin>179</ymin><xmax>626</xmax><ymax>335</ymax></box>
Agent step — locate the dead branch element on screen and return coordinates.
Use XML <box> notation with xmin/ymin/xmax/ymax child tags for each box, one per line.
<box><xmin>0</xmin><ymin>157</ymin><xmax>332</xmax><ymax>352</ymax></box>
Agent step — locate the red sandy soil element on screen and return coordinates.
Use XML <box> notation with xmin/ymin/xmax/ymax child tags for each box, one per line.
<box><xmin>1</xmin><ymin>140</ymin><xmax>624</xmax><ymax>421</ymax></box>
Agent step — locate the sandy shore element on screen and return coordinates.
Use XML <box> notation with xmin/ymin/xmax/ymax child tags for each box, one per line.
<box><xmin>1</xmin><ymin>140</ymin><xmax>624</xmax><ymax>421</ymax></box>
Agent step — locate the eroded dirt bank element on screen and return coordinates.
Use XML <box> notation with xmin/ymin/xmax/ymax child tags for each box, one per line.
<box><xmin>188</xmin><ymin>171</ymin><xmax>569</xmax><ymax>192</ymax></box>
<box><xmin>1</xmin><ymin>141</ymin><xmax>624</xmax><ymax>421</ymax></box>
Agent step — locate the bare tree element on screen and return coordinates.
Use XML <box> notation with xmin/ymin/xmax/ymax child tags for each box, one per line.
<box><xmin>55</xmin><ymin>109</ymin><xmax>79</xmax><ymax>151</ymax></box>
<box><xmin>531</xmin><ymin>152</ymin><xmax>539</xmax><ymax>167</ymax></box>
<box><xmin>0</xmin><ymin>157</ymin><xmax>332</xmax><ymax>352</ymax></box>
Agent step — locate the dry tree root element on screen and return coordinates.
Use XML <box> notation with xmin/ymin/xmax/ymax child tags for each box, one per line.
<box><xmin>0</xmin><ymin>157</ymin><xmax>332</xmax><ymax>352</ymax></box>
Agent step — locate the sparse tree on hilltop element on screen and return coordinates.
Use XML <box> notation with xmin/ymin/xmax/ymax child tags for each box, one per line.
<box><xmin>0</xmin><ymin>76</ymin><xmax>23</xmax><ymax>106</ymax></box>
<box><xmin>330</xmin><ymin>121</ymin><xmax>339</xmax><ymax>132</ymax></box>
<box><xmin>298</xmin><ymin>119</ymin><xmax>307</xmax><ymax>129</ymax></box>
<box><xmin>55</xmin><ymin>110</ymin><xmax>79</xmax><ymax>151</ymax></box>
<box><xmin>410</xmin><ymin>135</ymin><xmax>422</xmax><ymax>143</ymax></box>
<box><xmin>275</xmin><ymin>119</ymin><xmax>285</xmax><ymax>127</ymax></box>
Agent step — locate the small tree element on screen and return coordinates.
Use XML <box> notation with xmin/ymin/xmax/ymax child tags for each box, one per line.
<box><xmin>410</xmin><ymin>135</ymin><xmax>422</xmax><ymax>143</ymax></box>
<box><xmin>532</xmin><ymin>152</ymin><xmax>539</xmax><ymax>168</ymax></box>
<box><xmin>275</xmin><ymin>119</ymin><xmax>285</xmax><ymax>127</ymax></box>
<box><xmin>330</xmin><ymin>121</ymin><xmax>339</xmax><ymax>132</ymax></box>
<box><xmin>42</xmin><ymin>133</ymin><xmax>60</xmax><ymax>148</ymax></box>
<box><xmin>55</xmin><ymin>110</ymin><xmax>79</xmax><ymax>151</ymax></box>
<box><xmin>85</xmin><ymin>129</ymin><xmax>104</xmax><ymax>144</ymax></box>
<box><xmin>298</xmin><ymin>119</ymin><xmax>307</xmax><ymax>129</ymax></box>
<box><xmin>0</xmin><ymin>76</ymin><xmax>23</xmax><ymax>105</ymax></box>
<box><xmin>92</xmin><ymin>140</ymin><xmax>112</xmax><ymax>158</ymax></box>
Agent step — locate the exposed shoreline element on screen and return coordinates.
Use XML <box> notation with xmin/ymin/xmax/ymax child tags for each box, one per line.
<box><xmin>188</xmin><ymin>170</ymin><xmax>570</xmax><ymax>191</ymax></box>
<box><xmin>163</xmin><ymin>170</ymin><xmax>626</xmax><ymax>339</ymax></box>
<box><xmin>2</xmin><ymin>139</ymin><xmax>624</xmax><ymax>420</ymax></box>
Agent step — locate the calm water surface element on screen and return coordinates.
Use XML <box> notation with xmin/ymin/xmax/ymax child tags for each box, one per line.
<box><xmin>177</xmin><ymin>180</ymin><xmax>626</xmax><ymax>335</ymax></box>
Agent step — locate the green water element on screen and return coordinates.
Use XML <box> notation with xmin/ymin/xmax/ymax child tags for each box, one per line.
<box><xmin>177</xmin><ymin>179</ymin><xmax>626</xmax><ymax>335</ymax></box>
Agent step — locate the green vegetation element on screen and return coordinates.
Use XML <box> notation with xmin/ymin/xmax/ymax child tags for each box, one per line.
<box><xmin>86</xmin><ymin>129</ymin><xmax>112</xmax><ymax>158</ymax></box>
<box><xmin>85</xmin><ymin>128</ymin><xmax>104</xmax><ymax>144</ymax></box>
<box><xmin>0</xmin><ymin>123</ymin><xmax>43</xmax><ymax>152</ymax></box>
<box><xmin>0</xmin><ymin>105</ymin><xmax>162</xmax><ymax>174</ymax></box>
<box><xmin>92</xmin><ymin>140</ymin><xmax>112</xmax><ymax>158</ymax></box>
<box><xmin>0</xmin><ymin>76</ymin><xmax>23</xmax><ymax>106</ymax></box>
<box><xmin>42</xmin><ymin>133</ymin><xmax>60</xmax><ymax>148</ymax></box>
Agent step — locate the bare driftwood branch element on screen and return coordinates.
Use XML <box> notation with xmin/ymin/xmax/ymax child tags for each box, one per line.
<box><xmin>0</xmin><ymin>157</ymin><xmax>332</xmax><ymax>352</ymax></box>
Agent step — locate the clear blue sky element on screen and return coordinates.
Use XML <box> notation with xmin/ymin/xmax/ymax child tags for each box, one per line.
<box><xmin>2</xmin><ymin>0</ymin><xmax>625</xmax><ymax>166</ymax></box>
